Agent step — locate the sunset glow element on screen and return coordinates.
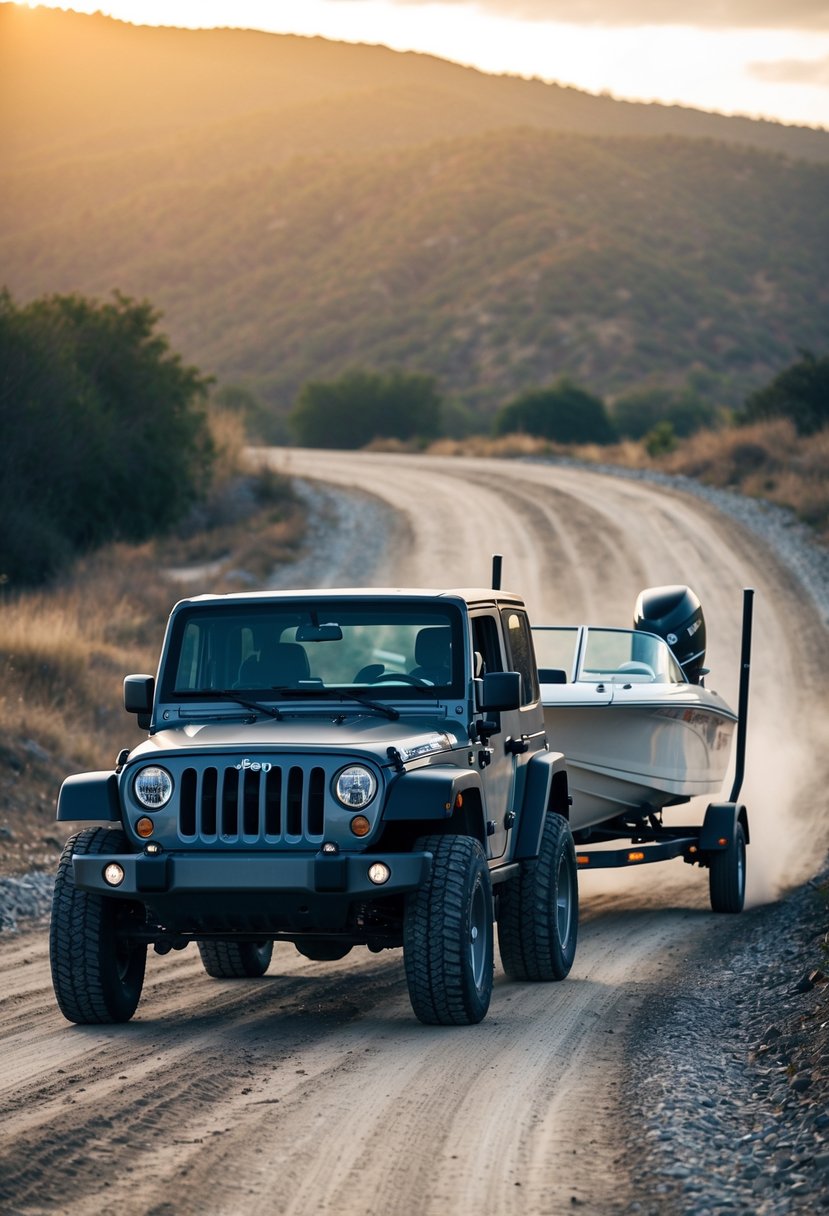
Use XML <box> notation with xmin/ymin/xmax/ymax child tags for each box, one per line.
<box><xmin>14</xmin><ymin>0</ymin><xmax>829</xmax><ymax>127</ymax></box>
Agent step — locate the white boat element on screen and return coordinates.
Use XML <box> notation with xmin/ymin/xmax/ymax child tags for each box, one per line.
<box><xmin>530</xmin><ymin>584</ymin><xmax>752</xmax><ymax>913</ymax></box>
<box><xmin>533</xmin><ymin>618</ymin><xmax>737</xmax><ymax>832</ymax></box>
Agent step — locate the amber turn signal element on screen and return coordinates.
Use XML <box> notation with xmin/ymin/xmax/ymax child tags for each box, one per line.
<box><xmin>136</xmin><ymin>817</ymin><xmax>154</xmax><ymax>838</ymax></box>
<box><xmin>350</xmin><ymin>815</ymin><xmax>371</xmax><ymax>837</ymax></box>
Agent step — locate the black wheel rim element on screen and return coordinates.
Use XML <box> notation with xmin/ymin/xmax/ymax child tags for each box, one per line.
<box><xmin>556</xmin><ymin>852</ymin><xmax>573</xmax><ymax>947</ymax></box>
<box><xmin>469</xmin><ymin>878</ymin><xmax>488</xmax><ymax>992</ymax></box>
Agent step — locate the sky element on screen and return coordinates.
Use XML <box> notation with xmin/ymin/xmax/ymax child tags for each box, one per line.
<box><xmin>17</xmin><ymin>0</ymin><xmax>829</xmax><ymax>127</ymax></box>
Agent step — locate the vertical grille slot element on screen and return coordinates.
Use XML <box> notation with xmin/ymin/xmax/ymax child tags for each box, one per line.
<box><xmin>265</xmin><ymin>767</ymin><xmax>282</xmax><ymax>837</ymax></box>
<box><xmin>243</xmin><ymin>769</ymin><xmax>261</xmax><ymax>836</ymax></box>
<box><xmin>308</xmin><ymin>767</ymin><xmax>325</xmax><ymax>837</ymax></box>
<box><xmin>201</xmin><ymin>767</ymin><xmax>217</xmax><ymax>836</ymax></box>
<box><xmin>180</xmin><ymin>768</ymin><xmax>197</xmax><ymax>837</ymax></box>
<box><xmin>287</xmin><ymin>766</ymin><xmax>304</xmax><ymax>837</ymax></box>
<box><xmin>221</xmin><ymin>767</ymin><xmax>239</xmax><ymax>837</ymax></box>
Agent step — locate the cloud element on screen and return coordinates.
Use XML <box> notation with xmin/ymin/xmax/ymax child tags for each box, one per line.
<box><xmin>749</xmin><ymin>53</ymin><xmax>829</xmax><ymax>84</ymax></box>
<box><xmin>376</xmin><ymin>1</ymin><xmax>829</xmax><ymax>31</ymax></box>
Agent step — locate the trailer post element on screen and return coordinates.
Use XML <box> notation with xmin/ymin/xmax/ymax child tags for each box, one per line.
<box><xmin>729</xmin><ymin>588</ymin><xmax>754</xmax><ymax>803</ymax></box>
<box><xmin>491</xmin><ymin>554</ymin><xmax>503</xmax><ymax>591</ymax></box>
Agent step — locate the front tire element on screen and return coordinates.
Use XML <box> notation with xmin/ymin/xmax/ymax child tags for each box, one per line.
<box><xmin>50</xmin><ymin>828</ymin><xmax>147</xmax><ymax>1024</ymax></box>
<box><xmin>498</xmin><ymin>812</ymin><xmax>578</xmax><ymax>981</ymax></box>
<box><xmin>198</xmin><ymin>940</ymin><xmax>274</xmax><ymax>977</ymax></box>
<box><xmin>709</xmin><ymin>821</ymin><xmax>747</xmax><ymax>913</ymax></box>
<box><xmin>403</xmin><ymin>834</ymin><xmax>494</xmax><ymax>1026</ymax></box>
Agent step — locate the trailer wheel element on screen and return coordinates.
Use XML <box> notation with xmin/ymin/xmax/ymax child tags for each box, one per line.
<box><xmin>403</xmin><ymin>834</ymin><xmax>493</xmax><ymax>1025</ymax></box>
<box><xmin>709</xmin><ymin>821</ymin><xmax>747</xmax><ymax>913</ymax></box>
<box><xmin>50</xmin><ymin>829</ymin><xmax>147</xmax><ymax>1024</ymax></box>
<box><xmin>498</xmin><ymin>812</ymin><xmax>578</xmax><ymax>981</ymax></box>
<box><xmin>197</xmin><ymin>940</ymin><xmax>274</xmax><ymax>977</ymax></box>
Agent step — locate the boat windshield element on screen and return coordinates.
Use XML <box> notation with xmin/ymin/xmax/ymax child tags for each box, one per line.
<box><xmin>533</xmin><ymin>626</ymin><xmax>685</xmax><ymax>684</ymax></box>
<box><xmin>579</xmin><ymin>629</ymin><xmax>684</xmax><ymax>684</ymax></box>
<box><xmin>162</xmin><ymin>600</ymin><xmax>465</xmax><ymax>701</ymax></box>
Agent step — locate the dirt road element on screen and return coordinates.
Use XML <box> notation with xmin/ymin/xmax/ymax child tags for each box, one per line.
<box><xmin>2</xmin><ymin>452</ymin><xmax>827</xmax><ymax>1216</ymax></box>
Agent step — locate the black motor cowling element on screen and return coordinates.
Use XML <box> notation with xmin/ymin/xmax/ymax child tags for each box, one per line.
<box><xmin>633</xmin><ymin>585</ymin><xmax>707</xmax><ymax>684</ymax></box>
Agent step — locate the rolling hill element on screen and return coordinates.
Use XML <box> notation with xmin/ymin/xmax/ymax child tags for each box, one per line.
<box><xmin>2</xmin><ymin>3</ymin><xmax>827</xmax><ymax>432</ymax></box>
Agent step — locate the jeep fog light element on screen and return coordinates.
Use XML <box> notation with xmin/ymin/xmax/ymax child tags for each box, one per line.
<box><xmin>368</xmin><ymin>862</ymin><xmax>390</xmax><ymax>886</ymax></box>
<box><xmin>104</xmin><ymin>863</ymin><xmax>125</xmax><ymax>887</ymax></box>
<box><xmin>334</xmin><ymin>765</ymin><xmax>377</xmax><ymax>809</ymax></box>
<box><xmin>134</xmin><ymin>765</ymin><xmax>173</xmax><ymax>809</ymax></box>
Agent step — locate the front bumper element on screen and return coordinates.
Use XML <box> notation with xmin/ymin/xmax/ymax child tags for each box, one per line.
<box><xmin>72</xmin><ymin>848</ymin><xmax>432</xmax><ymax>900</ymax></box>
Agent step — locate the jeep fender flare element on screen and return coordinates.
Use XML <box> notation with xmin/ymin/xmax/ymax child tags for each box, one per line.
<box><xmin>56</xmin><ymin>771</ymin><xmax>121</xmax><ymax>823</ymax></box>
<box><xmin>382</xmin><ymin>766</ymin><xmax>485</xmax><ymax>829</ymax></box>
<box><xmin>512</xmin><ymin>751</ymin><xmax>569</xmax><ymax>861</ymax></box>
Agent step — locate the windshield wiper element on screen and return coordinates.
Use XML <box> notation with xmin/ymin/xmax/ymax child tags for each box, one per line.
<box><xmin>179</xmin><ymin>690</ymin><xmax>283</xmax><ymax>720</ymax></box>
<box><xmin>270</xmin><ymin>686</ymin><xmax>400</xmax><ymax>721</ymax></box>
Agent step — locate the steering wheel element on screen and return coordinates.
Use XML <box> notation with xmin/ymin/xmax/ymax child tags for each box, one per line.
<box><xmin>369</xmin><ymin>672</ymin><xmax>431</xmax><ymax>686</ymax></box>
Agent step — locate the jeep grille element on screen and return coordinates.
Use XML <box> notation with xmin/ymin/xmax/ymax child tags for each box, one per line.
<box><xmin>177</xmin><ymin>764</ymin><xmax>326</xmax><ymax>844</ymax></box>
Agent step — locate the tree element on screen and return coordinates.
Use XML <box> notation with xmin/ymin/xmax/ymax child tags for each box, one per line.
<box><xmin>493</xmin><ymin>378</ymin><xmax>616</xmax><ymax>445</ymax></box>
<box><xmin>0</xmin><ymin>290</ymin><xmax>214</xmax><ymax>587</ymax></box>
<box><xmin>289</xmin><ymin>369</ymin><xmax>442</xmax><ymax>448</ymax></box>
<box><xmin>741</xmin><ymin>350</ymin><xmax>829</xmax><ymax>436</ymax></box>
<box><xmin>612</xmin><ymin>385</ymin><xmax>718</xmax><ymax>440</ymax></box>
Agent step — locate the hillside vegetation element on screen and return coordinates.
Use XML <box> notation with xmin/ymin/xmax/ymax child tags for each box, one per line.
<box><xmin>1</xmin><ymin>4</ymin><xmax>827</xmax><ymax>435</ymax></box>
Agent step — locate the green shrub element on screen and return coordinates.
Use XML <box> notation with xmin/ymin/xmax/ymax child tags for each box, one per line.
<box><xmin>0</xmin><ymin>290</ymin><xmax>214</xmax><ymax>587</ymax></box>
<box><xmin>493</xmin><ymin>378</ymin><xmax>615</xmax><ymax>445</ymax></box>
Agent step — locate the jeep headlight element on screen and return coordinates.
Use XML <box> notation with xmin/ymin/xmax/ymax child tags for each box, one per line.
<box><xmin>134</xmin><ymin>765</ymin><xmax>173</xmax><ymax>809</ymax></box>
<box><xmin>334</xmin><ymin>765</ymin><xmax>377</xmax><ymax>809</ymax></box>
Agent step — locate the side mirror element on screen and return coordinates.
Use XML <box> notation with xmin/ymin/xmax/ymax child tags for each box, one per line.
<box><xmin>480</xmin><ymin>671</ymin><xmax>521</xmax><ymax>712</ymax></box>
<box><xmin>124</xmin><ymin>674</ymin><xmax>155</xmax><ymax>729</ymax></box>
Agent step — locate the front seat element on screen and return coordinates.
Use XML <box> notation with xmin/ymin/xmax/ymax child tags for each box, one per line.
<box><xmin>239</xmin><ymin>641</ymin><xmax>311</xmax><ymax>688</ymax></box>
<box><xmin>410</xmin><ymin>627</ymin><xmax>452</xmax><ymax>685</ymax></box>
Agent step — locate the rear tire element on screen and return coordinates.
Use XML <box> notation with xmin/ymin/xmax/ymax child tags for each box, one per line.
<box><xmin>198</xmin><ymin>940</ymin><xmax>274</xmax><ymax>978</ymax></box>
<box><xmin>403</xmin><ymin>834</ymin><xmax>493</xmax><ymax>1025</ymax></box>
<box><xmin>50</xmin><ymin>828</ymin><xmax>147</xmax><ymax>1024</ymax></box>
<box><xmin>709</xmin><ymin>822</ymin><xmax>747</xmax><ymax>913</ymax></box>
<box><xmin>498</xmin><ymin>812</ymin><xmax>578</xmax><ymax>981</ymax></box>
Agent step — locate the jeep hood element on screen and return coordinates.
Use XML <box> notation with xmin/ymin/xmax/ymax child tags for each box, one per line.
<box><xmin>128</xmin><ymin>715</ymin><xmax>467</xmax><ymax>767</ymax></box>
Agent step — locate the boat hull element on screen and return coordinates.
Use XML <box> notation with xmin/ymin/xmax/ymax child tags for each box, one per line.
<box><xmin>541</xmin><ymin>697</ymin><xmax>737</xmax><ymax>831</ymax></box>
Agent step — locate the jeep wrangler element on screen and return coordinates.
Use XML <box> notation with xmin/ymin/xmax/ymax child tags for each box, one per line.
<box><xmin>50</xmin><ymin>587</ymin><xmax>577</xmax><ymax>1026</ymax></box>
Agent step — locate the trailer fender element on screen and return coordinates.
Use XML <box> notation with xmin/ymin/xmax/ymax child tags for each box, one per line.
<box><xmin>513</xmin><ymin>751</ymin><xmax>568</xmax><ymax>861</ymax></box>
<box><xmin>382</xmin><ymin>766</ymin><xmax>484</xmax><ymax>825</ymax></box>
<box><xmin>57</xmin><ymin>771</ymin><xmax>121</xmax><ymax>823</ymax></box>
<box><xmin>700</xmin><ymin>802</ymin><xmax>749</xmax><ymax>850</ymax></box>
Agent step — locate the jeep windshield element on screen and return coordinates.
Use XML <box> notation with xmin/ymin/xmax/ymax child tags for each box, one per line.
<box><xmin>162</xmin><ymin>600</ymin><xmax>465</xmax><ymax>702</ymax></box>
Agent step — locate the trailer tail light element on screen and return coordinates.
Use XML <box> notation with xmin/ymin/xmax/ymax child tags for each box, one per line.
<box><xmin>718</xmin><ymin>837</ymin><xmax>728</xmax><ymax>846</ymax></box>
<box><xmin>628</xmin><ymin>851</ymin><xmax>645</xmax><ymax>862</ymax></box>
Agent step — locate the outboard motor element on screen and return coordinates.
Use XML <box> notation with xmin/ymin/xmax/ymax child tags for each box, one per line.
<box><xmin>634</xmin><ymin>585</ymin><xmax>707</xmax><ymax>684</ymax></box>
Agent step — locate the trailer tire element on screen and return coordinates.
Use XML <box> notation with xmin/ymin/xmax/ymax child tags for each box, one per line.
<box><xmin>498</xmin><ymin>812</ymin><xmax>578</xmax><ymax>981</ymax></box>
<box><xmin>50</xmin><ymin>829</ymin><xmax>147</xmax><ymax>1024</ymax></box>
<box><xmin>197</xmin><ymin>940</ymin><xmax>274</xmax><ymax>977</ymax></box>
<box><xmin>403</xmin><ymin>834</ymin><xmax>493</xmax><ymax>1025</ymax></box>
<box><xmin>709</xmin><ymin>821</ymin><xmax>747</xmax><ymax>913</ymax></box>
